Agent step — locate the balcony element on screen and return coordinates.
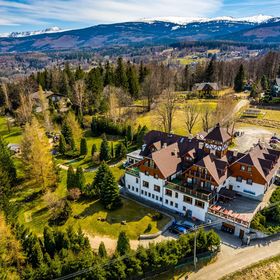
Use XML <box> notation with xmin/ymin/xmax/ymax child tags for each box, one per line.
<box><xmin>165</xmin><ymin>178</ymin><xmax>216</xmax><ymax>202</ymax></box>
<box><xmin>126</xmin><ymin>167</ymin><xmax>140</xmax><ymax>177</ymax></box>
<box><xmin>186</xmin><ymin>170</ymin><xmax>214</xmax><ymax>182</ymax></box>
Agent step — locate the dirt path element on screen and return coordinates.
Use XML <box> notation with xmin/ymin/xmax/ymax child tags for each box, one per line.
<box><xmin>58</xmin><ymin>162</ymin><xmax>118</xmax><ymax>172</ymax></box>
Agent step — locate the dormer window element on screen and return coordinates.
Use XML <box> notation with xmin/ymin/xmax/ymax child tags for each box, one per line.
<box><xmin>248</xmin><ymin>166</ymin><xmax>252</xmax><ymax>172</ymax></box>
<box><xmin>240</xmin><ymin>165</ymin><xmax>246</xmax><ymax>171</ymax></box>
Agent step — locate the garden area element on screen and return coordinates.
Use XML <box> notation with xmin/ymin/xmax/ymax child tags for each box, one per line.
<box><xmin>251</xmin><ymin>187</ymin><xmax>280</xmax><ymax>234</ymax></box>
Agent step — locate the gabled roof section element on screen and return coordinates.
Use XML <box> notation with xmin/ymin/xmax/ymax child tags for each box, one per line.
<box><xmin>151</xmin><ymin>142</ymin><xmax>182</xmax><ymax>179</ymax></box>
<box><xmin>194</xmin><ymin>82</ymin><xmax>219</xmax><ymax>91</ymax></box>
<box><xmin>205</xmin><ymin>123</ymin><xmax>232</xmax><ymax>143</ymax></box>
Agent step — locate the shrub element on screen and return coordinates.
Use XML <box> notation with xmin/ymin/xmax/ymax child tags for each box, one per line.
<box><xmin>49</xmin><ymin>199</ymin><xmax>72</xmax><ymax>226</ymax></box>
<box><xmin>152</xmin><ymin>212</ymin><xmax>163</xmax><ymax>221</ymax></box>
<box><xmin>67</xmin><ymin>188</ymin><xmax>81</xmax><ymax>201</ymax></box>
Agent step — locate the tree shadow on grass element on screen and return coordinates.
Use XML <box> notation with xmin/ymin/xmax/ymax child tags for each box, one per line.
<box><xmin>32</xmin><ymin>206</ymin><xmax>49</xmax><ymax>218</ymax></box>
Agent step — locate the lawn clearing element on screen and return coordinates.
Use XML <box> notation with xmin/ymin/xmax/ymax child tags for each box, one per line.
<box><xmin>0</xmin><ymin>116</ymin><xmax>22</xmax><ymax>144</ymax></box>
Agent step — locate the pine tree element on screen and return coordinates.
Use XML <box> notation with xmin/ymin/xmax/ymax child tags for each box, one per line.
<box><xmin>139</xmin><ymin>61</ymin><xmax>148</xmax><ymax>84</ymax></box>
<box><xmin>126</xmin><ymin>125</ymin><xmax>133</xmax><ymax>143</ymax></box>
<box><xmin>111</xmin><ymin>142</ymin><xmax>114</xmax><ymax>159</ymax></box>
<box><xmin>100</xmin><ymin>168</ymin><xmax>122</xmax><ymax>210</ymax></box>
<box><xmin>61</xmin><ymin>122</ymin><xmax>75</xmax><ymax>150</ymax></box>
<box><xmin>116</xmin><ymin>231</ymin><xmax>130</xmax><ymax>255</ymax></box>
<box><xmin>205</xmin><ymin>58</ymin><xmax>215</xmax><ymax>82</ymax></box>
<box><xmin>76</xmin><ymin>167</ymin><xmax>85</xmax><ymax>192</ymax></box>
<box><xmin>124</xmin><ymin>136</ymin><xmax>128</xmax><ymax>148</ymax></box>
<box><xmin>104</xmin><ymin>61</ymin><xmax>114</xmax><ymax>86</ymax></box>
<box><xmin>91</xmin><ymin>162</ymin><xmax>110</xmax><ymax>196</ymax></box>
<box><xmin>58</xmin><ymin>134</ymin><xmax>67</xmax><ymax>155</ymax></box>
<box><xmin>98</xmin><ymin>241</ymin><xmax>107</xmax><ymax>258</ymax></box>
<box><xmin>127</xmin><ymin>64</ymin><xmax>140</xmax><ymax>98</ymax></box>
<box><xmin>43</xmin><ymin>226</ymin><xmax>56</xmax><ymax>257</ymax></box>
<box><xmin>115</xmin><ymin>57</ymin><xmax>128</xmax><ymax>90</ymax></box>
<box><xmin>65</xmin><ymin>112</ymin><xmax>82</xmax><ymax>149</ymax></box>
<box><xmin>91</xmin><ymin>144</ymin><xmax>97</xmax><ymax>157</ymax></box>
<box><xmin>80</xmin><ymin>137</ymin><xmax>88</xmax><ymax>156</ymax></box>
<box><xmin>67</xmin><ymin>165</ymin><xmax>76</xmax><ymax>189</ymax></box>
<box><xmin>234</xmin><ymin>64</ymin><xmax>245</xmax><ymax>93</ymax></box>
<box><xmin>0</xmin><ymin>136</ymin><xmax>16</xmax><ymax>187</ymax></box>
<box><xmin>137</xmin><ymin>125</ymin><xmax>148</xmax><ymax>147</ymax></box>
<box><xmin>115</xmin><ymin>143</ymin><xmax>127</xmax><ymax>159</ymax></box>
<box><xmin>99</xmin><ymin>134</ymin><xmax>111</xmax><ymax>162</ymax></box>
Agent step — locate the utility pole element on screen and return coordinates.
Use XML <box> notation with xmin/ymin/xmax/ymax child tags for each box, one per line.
<box><xmin>193</xmin><ymin>230</ymin><xmax>197</xmax><ymax>270</ymax></box>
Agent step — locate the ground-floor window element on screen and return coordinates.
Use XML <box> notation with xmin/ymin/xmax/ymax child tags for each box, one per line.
<box><xmin>175</xmin><ymin>203</ymin><xmax>178</xmax><ymax>208</ymax></box>
<box><xmin>165</xmin><ymin>199</ymin><xmax>168</xmax><ymax>204</ymax></box>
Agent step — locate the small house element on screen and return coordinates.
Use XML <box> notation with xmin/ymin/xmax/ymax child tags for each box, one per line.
<box><xmin>192</xmin><ymin>82</ymin><xmax>220</xmax><ymax>97</ymax></box>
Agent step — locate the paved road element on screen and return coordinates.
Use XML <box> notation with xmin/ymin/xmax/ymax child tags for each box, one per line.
<box><xmin>188</xmin><ymin>234</ymin><xmax>280</xmax><ymax>280</ymax></box>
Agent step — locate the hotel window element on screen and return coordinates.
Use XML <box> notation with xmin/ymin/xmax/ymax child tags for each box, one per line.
<box><xmin>183</xmin><ymin>206</ymin><xmax>186</xmax><ymax>211</ymax></box>
<box><xmin>136</xmin><ymin>178</ymin><xmax>139</xmax><ymax>183</ymax></box>
<box><xmin>152</xmin><ymin>194</ymin><xmax>154</xmax><ymax>199</ymax></box>
<box><xmin>236</xmin><ymin>176</ymin><xmax>242</xmax><ymax>182</ymax></box>
<box><xmin>145</xmin><ymin>191</ymin><xmax>147</xmax><ymax>196</ymax></box>
<box><xmin>165</xmin><ymin>199</ymin><xmax>168</xmax><ymax>204</ymax></box>
<box><xmin>132</xmin><ymin>186</ymin><xmax>134</xmax><ymax>191</ymax></box>
<box><xmin>240</xmin><ymin>165</ymin><xmax>246</xmax><ymax>171</ymax></box>
<box><xmin>148</xmin><ymin>193</ymin><xmax>151</xmax><ymax>197</ymax></box>
<box><xmin>183</xmin><ymin>195</ymin><xmax>192</xmax><ymax>204</ymax></box>
<box><xmin>195</xmin><ymin>200</ymin><xmax>205</xmax><ymax>209</ymax></box>
<box><xmin>143</xmin><ymin>181</ymin><xmax>149</xmax><ymax>188</ymax></box>
<box><xmin>247</xmin><ymin>179</ymin><xmax>253</xmax><ymax>185</ymax></box>
<box><xmin>141</xmin><ymin>190</ymin><xmax>144</xmax><ymax>194</ymax></box>
<box><xmin>128</xmin><ymin>185</ymin><xmax>130</xmax><ymax>189</ymax></box>
<box><xmin>175</xmin><ymin>192</ymin><xmax>178</xmax><ymax>198</ymax></box>
<box><xmin>154</xmin><ymin>185</ymin><xmax>161</xmax><ymax>192</ymax></box>
<box><xmin>160</xmin><ymin>197</ymin><xmax>162</xmax><ymax>202</ymax></box>
<box><xmin>170</xmin><ymin>201</ymin><xmax>173</xmax><ymax>206</ymax></box>
<box><xmin>248</xmin><ymin>166</ymin><xmax>252</xmax><ymax>172</ymax></box>
<box><xmin>156</xmin><ymin>196</ymin><xmax>158</xmax><ymax>200</ymax></box>
<box><xmin>136</xmin><ymin>188</ymin><xmax>138</xmax><ymax>192</ymax></box>
<box><xmin>175</xmin><ymin>203</ymin><xmax>178</xmax><ymax>208</ymax></box>
<box><xmin>165</xmin><ymin>189</ymin><xmax>172</xmax><ymax>197</ymax></box>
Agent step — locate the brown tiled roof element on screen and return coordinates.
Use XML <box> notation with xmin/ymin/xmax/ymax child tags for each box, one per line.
<box><xmin>193</xmin><ymin>82</ymin><xmax>219</xmax><ymax>91</ymax></box>
<box><xmin>151</xmin><ymin>143</ymin><xmax>182</xmax><ymax>178</ymax></box>
<box><xmin>235</xmin><ymin>143</ymin><xmax>280</xmax><ymax>183</ymax></box>
<box><xmin>205</xmin><ymin>124</ymin><xmax>232</xmax><ymax>143</ymax></box>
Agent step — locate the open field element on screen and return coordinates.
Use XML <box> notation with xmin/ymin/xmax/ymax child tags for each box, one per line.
<box><xmin>221</xmin><ymin>254</ymin><xmax>280</xmax><ymax>280</ymax></box>
<box><xmin>137</xmin><ymin>99</ymin><xmax>218</xmax><ymax>136</ymax></box>
<box><xmin>0</xmin><ymin>116</ymin><xmax>22</xmax><ymax>144</ymax></box>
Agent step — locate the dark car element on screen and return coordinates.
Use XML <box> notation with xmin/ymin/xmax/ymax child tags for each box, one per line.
<box><xmin>169</xmin><ymin>225</ymin><xmax>187</xmax><ymax>235</ymax></box>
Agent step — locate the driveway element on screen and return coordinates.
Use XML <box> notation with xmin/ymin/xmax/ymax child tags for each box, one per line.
<box><xmin>188</xmin><ymin>234</ymin><xmax>280</xmax><ymax>280</ymax></box>
<box><xmin>235</xmin><ymin>126</ymin><xmax>275</xmax><ymax>153</ymax></box>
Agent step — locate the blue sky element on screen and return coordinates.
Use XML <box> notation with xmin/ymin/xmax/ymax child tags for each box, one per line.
<box><xmin>0</xmin><ymin>0</ymin><xmax>279</xmax><ymax>33</ymax></box>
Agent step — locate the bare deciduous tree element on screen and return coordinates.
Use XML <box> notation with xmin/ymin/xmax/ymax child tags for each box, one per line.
<box><xmin>201</xmin><ymin>105</ymin><xmax>213</xmax><ymax>132</ymax></box>
<box><xmin>157</xmin><ymin>88</ymin><xmax>177</xmax><ymax>133</ymax></box>
<box><xmin>185</xmin><ymin>103</ymin><xmax>200</xmax><ymax>135</ymax></box>
<box><xmin>73</xmin><ymin>79</ymin><xmax>85</xmax><ymax>114</ymax></box>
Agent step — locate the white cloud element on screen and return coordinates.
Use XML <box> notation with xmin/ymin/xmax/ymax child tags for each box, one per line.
<box><xmin>0</xmin><ymin>0</ymin><xmax>222</xmax><ymax>26</ymax></box>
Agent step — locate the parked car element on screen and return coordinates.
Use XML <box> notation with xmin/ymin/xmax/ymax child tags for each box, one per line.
<box><xmin>270</xmin><ymin>138</ymin><xmax>280</xmax><ymax>144</ymax></box>
<box><xmin>180</xmin><ymin>221</ymin><xmax>196</xmax><ymax>231</ymax></box>
<box><xmin>169</xmin><ymin>225</ymin><xmax>187</xmax><ymax>235</ymax></box>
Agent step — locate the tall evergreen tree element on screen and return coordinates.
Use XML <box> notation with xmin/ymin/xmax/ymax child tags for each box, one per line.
<box><xmin>98</xmin><ymin>241</ymin><xmax>107</xmax><ymax>258</ymax></box>
<box><xmin>76</xmin><ymin>167</ymin><xmax>85</xmax><ymax>192</ymax></box>
<box><xmin>90</xmin><ymin>161</ymin><xmax>110</xmax><ymax>197</ymax></box>
<box><xmin>205</xmin><ymin>58</ymin><xmax>215</xmax><ymax>82</ymax></box>
<box><xmin>137</xmin><ymin>125</ymin><xmax>148</xmax><ymax>147</ymax></box>
<box><xmin>61</xmin><ymin>122</ymin><xmax>75</xmax><ymax>150</ymax></box>
<box><xmin>91</xmin><ymin>144</ymin><xmax>97</xmax><ymax>157</ymax></box>
<box><xmin>115</xmin><ymin>143</ymin><xmax>127</xmax><ymax>159</ymax></box>
<box><xmin>111</xmin><ymin>142</ymin><xmax>114</xmax><ymax>159</ymax></box>
<box><xmin>99</xmin><ymin>134</ymin><xmax>111</xmax><ymax>162</ymax></box>
<box><xmin>234</xmin><ymin>64</ymin><xmax>245</xmax><ymax>92</ymax></box>
<box><xmin>116</xmin><ymin>231</ymin><xmax>130</xmax><ymax>256</ymax></box>
<box><xmin>0</xmin><ymin>136</ymin><xmax>16</xmax><ymax>186</ymax></box>
<box><xmin>100</xmin><ymin>168</ymin><xmax>122</xmax><ymax>210</ymax></box>
<box><xmin>80</xmin><ymin>137</ymin><xmax>88</xmax><ymax>156</ymax></box>
<box><xmin>43</xmin><ymin>226</ymin><xmax>56</xmax><ymax>257</ymax></box>
<box><xmin>127</xmin><ymin>64</ymin><xmax>140</xmax><ymax>98</ymax></box>
<box><xmin>104</xmin><ymin>61</ymin><xmax>114</xmax><ymax>86</ymax></box>
<box><xmin>115</xmin><ymin>57</ymin><xmax>128</xmax><ymax>90</ymax></box>
<box><xmin>58</xmin><ymin>134</ymin><xmax>67</xmax><ymax>155</ymax></box>
<box><xmin>139</xmin><ymin>61</ymin><xmax>148</xmax><ymax>84</ymax></box>
<box><xmin>126</xmin><ymin>125</ymin><xmax>133</xmax><ymax>143</ymax></box>
<box><xmin>66</xmin><ymin>165</ymin><xmax>76</xmax><ymax>189</ymax></box>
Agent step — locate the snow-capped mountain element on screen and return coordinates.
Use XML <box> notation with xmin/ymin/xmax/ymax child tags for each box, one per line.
<box><xmin>0</xmin><ymin>15</ymin><xmax>280</xmax><ymax>52</ymax></box>
<box><xmin>0</xmin><ymin>27</ymin><xmax>64</xmax><ymax>38</ymax></box>
<box><xmin>140</xmin><ymin>14</ymin><xmax>274</xmax><ymax>25</ymax></box>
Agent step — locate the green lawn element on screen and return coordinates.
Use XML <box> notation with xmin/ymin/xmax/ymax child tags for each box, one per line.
<box><xmin>15</xmin><ymin>165</ymin><xmax>166</xmax><ymax>240</ymax></box>
<box><xmin>0</xmin><ymin>116</ymin><xmax>22</xmax><ymax>144</ymax></box>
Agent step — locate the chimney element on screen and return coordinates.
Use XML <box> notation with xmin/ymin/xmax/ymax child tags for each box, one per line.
<box><xmin>162</xmin><ymin>143</ymin><xmax>167</xmax><ymax>149</ymax></box>
<box><xmin>233</xmin><ymin>149</ymin><xmax>238</xmax><ymax>157</ymax></box>
<box><xmin>198</xmin><ymin>142</ymin><xmax>204</xmax><ymax>149</ymax></box>
<box><xmin>141</xmin><ymin>144</ymin><xmax>146</xmax><ymax>151</ymax></box>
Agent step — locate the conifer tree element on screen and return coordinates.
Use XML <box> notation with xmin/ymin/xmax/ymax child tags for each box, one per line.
<box><xmin>61</xmin><ymin>122</ymin><xmax>75</xmax><ymax>150</ymax></box>
<box><xmin>104</xmin><ymin>61</ymin><xmax>114</xmax><ymax>86</ymax></box>
<box><xmin>127</xmin><ymin>64</ymin><xmax>140</xmax><ymax>98</ymax></box>
<box><xmin>76</xmin><ymin>167</ymin><xmax>85</xmax><ymax>192</ymax></box>
<box><xmin>80</xmin><ymin>137</ymin><xmax>88</xmax><ymax>156</ymax></box>
<box><xmin>116</xmin><ymin>231</ymin><xmax>130</xmax><ymax>255</ymax></box>
<box><xmin>0</xmin><ymin>136</ymin><xmax>16</xmax><ymax>186</ymax></box>
<box><xmin>115</xmin><ymin>57</ymin><xmax>128</xmax><ymax>90</ymax></box>
<box><xmin>43</xmin><ymin>226</ymin><xmax>56</xmax><ymax>257</ymax></box>
<box><xmin>111</xmin><ymin>142</ymin><xmax>114</xmax><ymax>159</ymax></box>
<box><xmin>100</xmin><ymin>168</ymin><xmax>121</xmax><ymax>210</ymax></box>
<box><xmin>58</xmin><ymin>134</ymin><xmax>67</xmax><ymax>155</ymax></box>
<box><xmin>66</xmin><ymin>165</ymin><xmax>76</xmax><ymax>189</ymax></box>
<box><xmin>91</xmin><ymin>144</ymin><xmax>97</xmax><ymax>157</ymax></box>
<box><xmin>91</xmin><ymin>161</ymin><xmax>110</xmax><ymax>196</ymax></box>
<box><xmin>139</xmin><ymin>61</ymin><xmax>148</xmax><ymax>84</ymax></box>
<box><xmin>98</xmin><ymin>241</ymin><xmax>107</xmax><ymax>258</ymax></box>
<box><xmin>21</xmin><ymin>117</ymin><xmax>57</xmax><ymax>191</ymax></box>
<box><xmin>234</xmin><ymin>64</ymin><xmax>245</xmax><ymax>92</ymax></box>
<box><xmin>99</xmin><ymin>134</ymin><xmax>111</xmax><ymax>161</ymax></box>
<box><xmin>115</xmin><ymin>143</ymin><xmax>127</xmax><ymax>159</ymax></box>
<box><xmin>205</xmin><ymin>58</ymin><xmax>215</xmax><ymax>82</ymax></box>
<box><xmin>126</xmin><ymin>125</ymin><xmax>133</xmax><ymax>143</ymax></box>
<box><xmin>137</xmin><ymin>125</ymin><xmax>148</xmax><ymax>147</ymax></box>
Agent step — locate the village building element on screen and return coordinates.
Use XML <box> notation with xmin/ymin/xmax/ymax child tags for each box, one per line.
<box><xmin>124</xmin><ymin>124</ymin><xmax>280</xmax><ymax>238</ymax></box>
<box><xmin>192</xmin><ymin>82</ymin><xmax>220</xmax><ymax>97</ymax></box>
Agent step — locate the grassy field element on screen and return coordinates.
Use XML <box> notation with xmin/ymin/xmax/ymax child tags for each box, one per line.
<box><xmin>222</xmin><ymin>254</ymin><xmax>280</xmax><ymax>280</ymax></box>
<box><xmin>15</xmin><ymin>165</ymin><xmax>167</xmax><ymax>240</ymax></box>
<box><xmin>0</xmin><ymin>117</ymin><xmax>22</xmax><ymax>144</ymax></box>
<box><xmin>262</xmin><ymin>109</ymin><xmax>280</xmax><ymax>122</ymax></box>
<box><xmin>137</xmin><ymin>99</ymin><xmax>218</xmax><ymax>135</ymax></box>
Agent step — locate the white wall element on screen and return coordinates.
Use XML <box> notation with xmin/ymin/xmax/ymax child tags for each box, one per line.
<box><xmin>125</xmin><ymin>173</ymin><xmax>140</xmax><ymax>195</ymax></box>
<box><xmin>228</xmin><ymin>176</ymin><xmax>265</xmax><ymax>200</ymax></box>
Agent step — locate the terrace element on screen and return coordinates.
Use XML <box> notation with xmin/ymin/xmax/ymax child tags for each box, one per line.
<box><xmin>126</xmin><ymin>167</ymin><xmax>140</xmax><ymax>177</ymax></box>
<box><xmin>165</xmin><ymin>178</ymin><xmax>216</xmax><ymax>202</ymax></box>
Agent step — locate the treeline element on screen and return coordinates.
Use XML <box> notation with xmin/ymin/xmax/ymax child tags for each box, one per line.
<box><xmin>0</xmin><ymin>208</ymin><xmax>220</xmax><ymax>280</ymax></box>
